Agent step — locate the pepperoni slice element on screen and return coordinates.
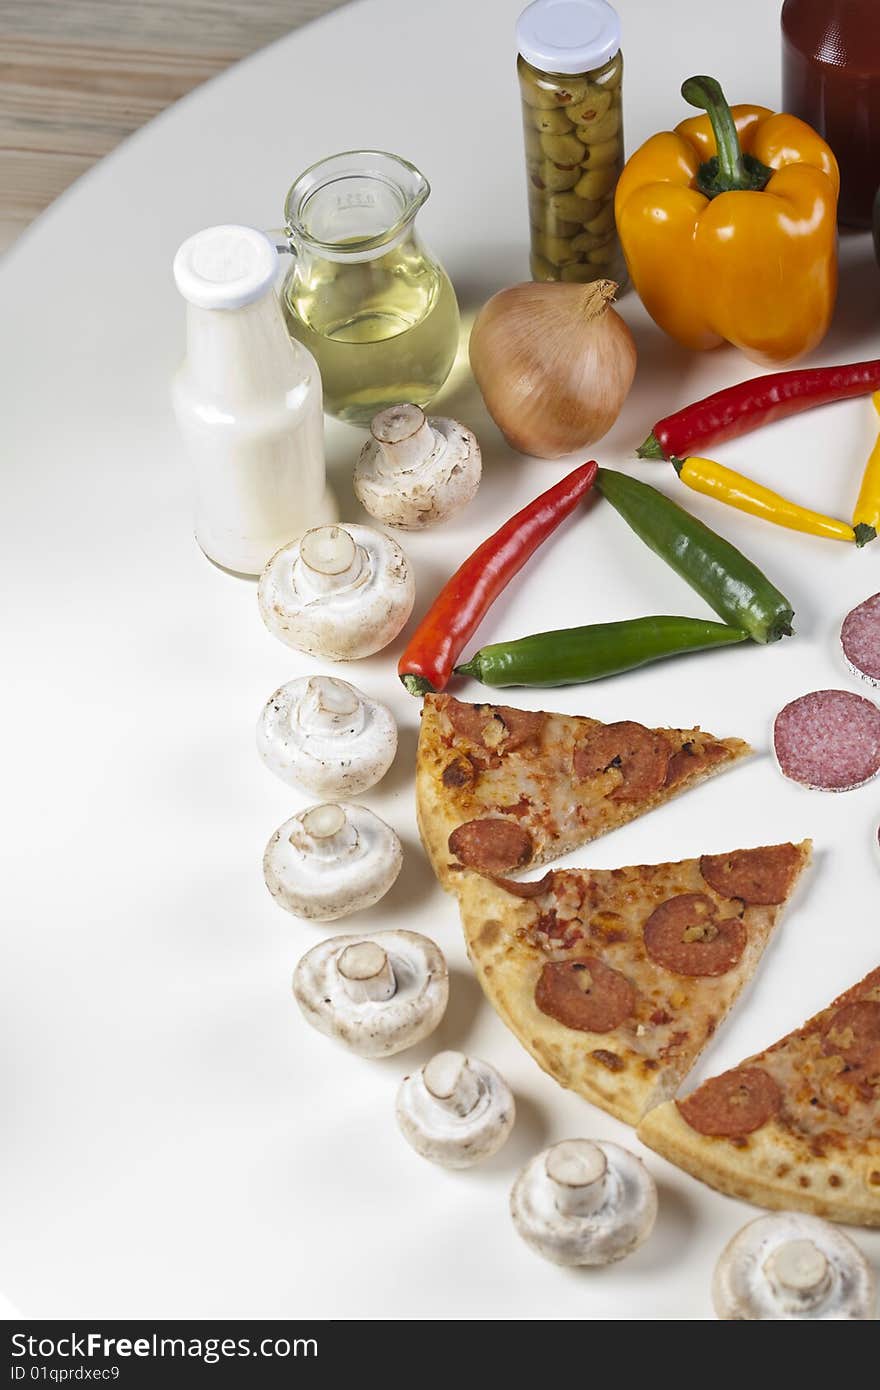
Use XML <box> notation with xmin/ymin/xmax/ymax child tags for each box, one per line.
<box><xmin>444</xmin><ymin>698</ymin><xmax>545</xmax><ymax>753</ymax></box>
<box><xmin>643</xmin><ymin>893</ymin><xmax>746</xmax><ymax>977</ymax></box>
<box><xmin>573</xmin><ymin>721</ymin><xmax>670</xmax><ymax>801</ymax></box>
<box><xmin>535</xmin><ymin>957</ymin><xmax>636</xmax><ymax>1033</ymax></box>
<box><xmin>664</xmin><ymin>740</ymin><xmax>728</xmax><ymax>788</ymax></box>
<box><xmin>448</xmin><ymin>819</ymin><xmax>533</xmax><ymax>875</ymax></box>
<box><xmin>677</xmin><ymin>1067</ymin><xmax>782</xmax><ymax>1137</ymax></box>
<box><xmin>491</xmin><ymin>871</ymin><xmax>555</xmax><ymax>899</ymax></box>
<box><xmin>699</xmin><ymin>843</ymin><xmax>802</xmax><ymax>905</ymax></box>
<box><xmin>821</xmin><ymin>1000</ymin><xmax>880</xmax><ymax>1067</ymax></box>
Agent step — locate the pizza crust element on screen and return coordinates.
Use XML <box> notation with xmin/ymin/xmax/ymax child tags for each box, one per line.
<box><xmin>638</xmin><ymin>1101</ymin><xmax>880</xmax><ymax>1227</ymax></box>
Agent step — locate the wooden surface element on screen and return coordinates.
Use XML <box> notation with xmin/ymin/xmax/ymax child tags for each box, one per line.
<box><xmin>0</xmin><ymin>0</ymin><xmax>350</xmax><ymax>252</ymax></box>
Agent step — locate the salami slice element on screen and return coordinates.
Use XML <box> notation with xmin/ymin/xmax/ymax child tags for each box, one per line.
<box><xmin>841</xmin><ymin>592</ymin><xmax>880</xmax><ymax>686</ymax></box>
<box><xmin>443</xmin><ymin>698</ymin><xmax>545</xmax><ymax>752</ymax></box>
<box><xmin>643</xmin><ymin>893</ymin><xmax>746</xmax><ymax>976</ymax></box>
<box><xmin>535</xmin><ymin>957</ymin><xmax>636</xmax><ymax>1033</ymax></box>
<box><xmin>442</xmin><ymin>755</ymin><xmax>478</xmax><ymax>790</ymax></box>
<box><xmin>699</xmin><ymin>843</ymin><xmax>802</xmax><ymax>905</ymax></box>
<box><xmin>448</xmin><ymin>818</ymin><xmax>533</xmax><ymax>875</ymax></box>
<box><xmin>772</xmin><ymin>689</ymin><xmax>880</xmax><ymax>791</ymax></box>
<box><xmin>573</xmin><ymin>721</ymin><xmax>670</xmax><ymax>801</ymax></box>
<box><xmin>491</xmin><ymin>871</ymin><xmax>555</xmax><ymax>899</ymax></box>
<box><xmin>677</xmin><ymin>1066</ymin><xmax>782</xmax><ymax>1138</ymax></box>
<box><xmin>664</xmin><ymin>740</ymin><xmax>728</xmax><ymax>788</ymax></box>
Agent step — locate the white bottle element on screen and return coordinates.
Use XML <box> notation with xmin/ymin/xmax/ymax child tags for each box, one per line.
<box><xmin>172</xmin><ymin>224</ymin><xmax>335</xmax><ymax>575</ymax></box>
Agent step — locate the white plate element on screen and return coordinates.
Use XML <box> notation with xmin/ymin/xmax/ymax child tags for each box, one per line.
<box><xmin>1</xmin><ymin>0</ymin><xmax>878</xmax><ymax>1319</ymax></box>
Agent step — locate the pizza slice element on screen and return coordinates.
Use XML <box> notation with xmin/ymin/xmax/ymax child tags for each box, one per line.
<box><xmin>417</xmin><ymin>694</ymin><xmax>751</xmax><ymax>890</ymax></box>
<box><xmin>638</xmin><ymin>965</ymin><xmax>880</xmax><ymax>1227</ymax></box>
<box><xmin>456</xmin><ymin>840</ymin><xmax>811</xmax><ymax>1126</ymax></box>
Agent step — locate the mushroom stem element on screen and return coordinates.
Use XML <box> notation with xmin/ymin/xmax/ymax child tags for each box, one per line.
<box><xmin>337</xmin><ymin>941</ymin><xmax>396</xmax><ymax>1003</ymax></box>
<box><xmin>423</xmin><ymin>1050</ymin><xmax>482</xmax><ymax>1118</ymax></box>
<box><xmin>545</xmin><ymin>1140</ymin><xmax>609</xmax><ymax>1218</ymax></box>
<box><xmin>297</xmin><ymin>676</ymin><xmax>363</xmax><ymax>736</ymax></box>
<box><xmin>296</xmin><ymin>525</ymin><xmax>366</xmax><ymax>595</ymax></box>
<box><xmin>290</xmin><ymin>803</ymin><xmax>359</xmax><ymax>858</ymax></box>
<box><xmin>371</xmin><ymin>404</ymin><xmax>436</xmax><ymax>474</ymax></box>
<box><xmin>765</xmin><ymin>1240</ymin><xmax>831</xmax><ymax>1303</ymax></box>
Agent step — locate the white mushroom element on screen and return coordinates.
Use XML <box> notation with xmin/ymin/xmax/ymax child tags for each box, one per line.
<box><xmin>396</xmin><ymin>1050</ymin><xmax>515</xmax><ymax>1168</ymax></box>
<box><xmin>258</xmin><ymin>523</ymin><xmax>415</xmax><ymax>659</ymax></box>
<box><xmin>256</xmin><ymin>675</ymin><xmax>397</xmax><ymax>796</ymax></box>
<box><xmin>292</xmin><ymin>929</ymin><xmax>448</xmax><ymax>1057</ymax></box>
<box><xmin>712</xmin><ymin>1213</ymin><xmax>877</xmax><ymax>1320</ymax></box>
<box><xmin>354</xmin><ymin>403</ymin><xmax>482</xmax><ymax>530</ymax></box>
<box><xmin>510</xmin><ymin>1138</ymin><xmax>657</xmax><ymax>1267</ymax></box>
<box><xmin>263</xmin><ymin>802</ymin><xmax>402</xmax><ymax>921</ymax></box>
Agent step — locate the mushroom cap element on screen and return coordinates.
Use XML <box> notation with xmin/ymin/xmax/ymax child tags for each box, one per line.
<box><xmin>396</xmin><ymin>1051</ymin><xmax>515</xmax><ymax>1169</ymax></box>
<box><xmin>510</xmin><ymin>1139</ymin><xmax>658</xmax><ymax>1267</ymax></box>
<box><xmin>256</xmin><ymin>675</ymin><xmax>397</xmax><ymax>797</ymax></box>
<box><xmin>293</xmin><ymin>929</ymin><xmax>449</xmax><ymax>1057</ymax></box>
<box><xmin>257</xmin><ymin>523</ymin><xmax>415</xmax><ymax>660</ymax></box>
<box><xmin>263</xmin><ymin>802</ymin><xmax>402</xmax><ymax>921</ymax></box>
<box><xmin>712</xmin><ymin>1213</ymin><xmax>877</xmax><ymax>1320</ymax></box>
<box><xmin>354</xmin><ymin>409</ymin><xmax>482</xmax><ymax>530</ymax></box>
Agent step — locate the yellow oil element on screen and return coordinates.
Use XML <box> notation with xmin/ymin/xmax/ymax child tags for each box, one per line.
<box><xmin>281</xmin><ymin>238</ymin><xmax>460</xmax><ymax>425</ymax></box>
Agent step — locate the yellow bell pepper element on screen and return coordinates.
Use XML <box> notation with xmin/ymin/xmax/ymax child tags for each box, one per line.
<box><xmin>615</xmin><ymin>76</ymin><xmax>840</xmax><ymax>366</ymax></box>
<box><xmin>674</xmin><ymin>455</ymin><xmax>855</xmax><ymax>542</ymax></box>
<box><xmin>852</xmin><ymin>391</ymin><xmax>880</xmax><ymax>547</ymax></box>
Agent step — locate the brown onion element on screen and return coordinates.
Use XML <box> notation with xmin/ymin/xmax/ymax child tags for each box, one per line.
<box><xmin>468</xmin><ymin>279</ymin><xmax>637</xmax><ymax>459</ymax></box>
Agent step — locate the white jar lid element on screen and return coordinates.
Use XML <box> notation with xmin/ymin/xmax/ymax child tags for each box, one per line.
<box><xmin>173</xmin><ymin>224</ymin><xmax>278</xmax><ymax>310</ymax></box>
<box><xmin>517</xmin><ymin>0</ymin><xmax>621</xmax><ymax>75</ymax></box>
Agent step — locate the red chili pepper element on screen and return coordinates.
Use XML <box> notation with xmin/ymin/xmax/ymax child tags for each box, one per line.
<box><xmin>398</xmin><ymin>461</ymin><xmax>598</xmax><ymax>695</ymax></box>
<box><xmin>638</xmin><ymin>359</ymin><xmax>880</xmax><ymax>461</ymax></box>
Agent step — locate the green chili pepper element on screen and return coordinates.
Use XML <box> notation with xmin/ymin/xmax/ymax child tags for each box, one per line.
<box><xmin>595</xmin><ymin>468</ymin><xmax>795</xmax><ymax>643</ymax></box>
<box><xmin>456</xmin><ymin>616</ymin><xmax>747</xmax><ymax>688</ymax></box>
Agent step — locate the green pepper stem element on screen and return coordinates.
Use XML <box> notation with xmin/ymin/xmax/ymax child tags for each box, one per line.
<box><xmin>681</xmin><ymin>74</ymin><xmax>772</xmax><ymax>197</ymax></box>
<box><xmin>670</xmin><ymin>456</ymin><xmax>685</xmax><ymax>476</ymax></box>
<box><xmin>453</xmin><ymin>659</ymin><xmax>479</xmax><ymax>679</ymax></box>
<box><xmin>854</xmin><ymin>523</ymin><xmax>877</xmax><ymax>548</ymax></box>
<box><xmin>682</xmin><ymin>76</ymin><xmax>746</xmax><ymax>184</ymax></box>
<box><xmin>400</xmin><ymin>673</ymin><xmax>434</xmax><ymax>696</ymax></box>
<box><xmin>637</xmin><ymin>431</ymin><xmax>665</xmax><ymax>460</ymax></box>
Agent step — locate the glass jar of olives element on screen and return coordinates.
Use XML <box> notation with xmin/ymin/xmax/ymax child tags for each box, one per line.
<box><xmin>516</xmin><ymin>0</ymin><xmax>625</xmax><ymax>285</ymax></box>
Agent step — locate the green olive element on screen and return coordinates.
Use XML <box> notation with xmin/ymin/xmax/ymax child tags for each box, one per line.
<box><xmin>530</xmin><ymin>251</ymin><xmax>558</xmax><ymax>281</ymax></box>
<box><xmin>590</xmin><ymin>55</ymin><xmax>623</xmax><ymax>90</ymax></box>
<box><xmin>536</xmin><ymin>232</ymin><xmax>581</xmax><ymax>266</ymax></box>
<box><xmin>574</xmin><ymin>166</ymin><xmax>618</xmax><ymax>200</ymax></box>
<box><xmin>531</xmin><ymin>161</ymin><xmax>580</xmax><ymax>192</ymax></box>
<box><xmin>524</xmin><ymin>125</ymin><xmax>543</xmax><ymax>161</ymax></box>
<box><xmin>526</xmin><ymin>106</ymin><xmax>574</xmax><ymax>135</ymax></box>
<box><xmin>518</xmin><ymin>60</ymin><xmax>588</xmax><ymax>109</ymax></box>
<box><xmin>547</xmin><ymin>192</ymin><xmax>598</xmax><ymax>222</ymax></box>
<box><xmin>579</xmin><ymin>136</ymin><xmax>621</xmax><ymax>169</ymax></box>
<box><xmin>587</xmin><ymin>242</ymin><xmax>620</xmax><ymax>265</ymax></box>
<box><xmin>568</xmin><ymin>88</ymin><xmax>612</xmax><ymax>126</ymax></box>
<box><xmin>560</xmin><ymin>261</ymin><xmax>602</xmax><ymax>282</ymax></box>
<box><xmin>530</xmin><ymin>204</ymin><xmax>582</xmax><ymax>239</ymax></box>
<box><xmin>539</xmin><ymin>132</ymin><xmax>585</xmax><ymax>166</ymax></box>
<box><xmin>570</xmin><ymin>229</ymin><xmax>602</xmax><ymax>253</ymax></box>
<box><xmin>578</xmin><ymin>107</ymin><xmax>621</xmax><ymax>144</ymax></box>
<box><xmin>585</xmin><ymin>202</ymin><xmax>616</xmax><ymax>236</ymax></box>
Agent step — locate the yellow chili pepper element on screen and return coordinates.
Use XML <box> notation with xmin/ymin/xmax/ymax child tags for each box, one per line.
<box><xmin>672</xmin><ymin>456</ymin><xmax>856</xmax><ymax>543</ymax></box>
<box><xmin>852</xmin><ymin>391</ymin><xmax>880</xmax><ymax>548</ymax></box>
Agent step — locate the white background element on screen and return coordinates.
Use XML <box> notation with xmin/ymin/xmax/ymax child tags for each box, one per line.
<box><xmin>1</xmin><ymin>0</ymin><xmax>879</xmax><ymax>1319</ymax></box>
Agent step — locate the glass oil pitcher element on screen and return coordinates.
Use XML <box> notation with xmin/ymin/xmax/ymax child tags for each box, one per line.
<box><xmin>278</xmin><ymin>151</ymin><xmax>461</xmax><ymax>426</ymax></box>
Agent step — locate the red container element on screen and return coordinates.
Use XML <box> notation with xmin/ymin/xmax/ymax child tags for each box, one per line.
<box><xmin>782</xmin><ymin>0</ymin><xmax>880</xmax><ymax>227</ymax></box>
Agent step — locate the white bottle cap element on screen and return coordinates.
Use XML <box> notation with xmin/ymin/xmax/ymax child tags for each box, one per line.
<box><xmin>517</xmin><ymin>0</ymin><xmax>621</xmax><ymax>75</ymax></box>
<box><xmin>173</xmin><ymin>224</ymin><xmax>278</xmax><ymax>310</ymax></box>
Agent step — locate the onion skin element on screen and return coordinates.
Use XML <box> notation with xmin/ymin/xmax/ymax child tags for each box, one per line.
<box><xmin>469</xmin><ymin>280</ymin><xmax>637</xmax><ymax>460</ymax></box>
